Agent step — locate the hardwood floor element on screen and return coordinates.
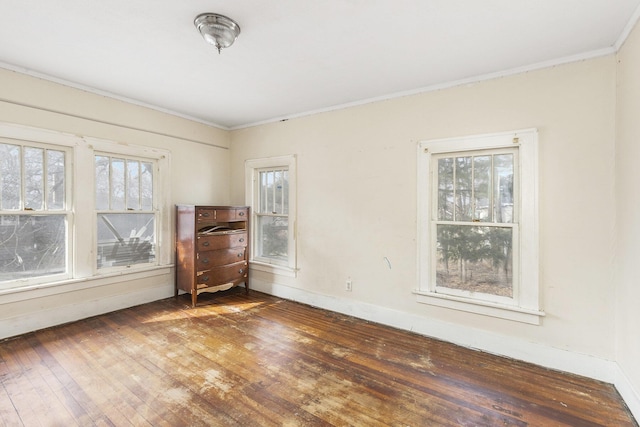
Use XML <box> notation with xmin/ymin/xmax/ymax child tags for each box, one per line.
<box><xmin>0</xmin><ymin>289</ymin><xmax>636</xmax><ymax>426</ymax></box>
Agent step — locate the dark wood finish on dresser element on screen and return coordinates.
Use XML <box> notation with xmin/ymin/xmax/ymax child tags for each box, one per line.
<box><xmin>175</xmin><ymin>205</ymin><xmax>249</xmax><ymax>307</ymax></box>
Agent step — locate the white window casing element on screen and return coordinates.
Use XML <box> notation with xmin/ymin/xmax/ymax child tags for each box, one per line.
<box><xmin>0</xmin><ymin>122</ymin><xmax>171</xmax><ymax>292</ymax></box>
<box><xmin>0</xmin><ymin>138</ymin><xmax>73</xmax><ymax>288</ymax></box>
<box><xmin>245</xmin><ymin>155</ymin><xmax>297</xmax><ymax>277</ymax></box>
<box><xmin>416</xmin><ymin>129</ymin><xmax>543</xmax><ymax>324</ymax></box>
<box><xmin>85</xmin><ymin>137</ymin><xmax>171</xmax><ymax>273</ymax></box>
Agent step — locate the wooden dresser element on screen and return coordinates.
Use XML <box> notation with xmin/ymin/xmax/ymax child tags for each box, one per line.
<box><xmin>175</xmin><ymin>205</ymin><xmax>249</xmax><ymax>307</ymax></box>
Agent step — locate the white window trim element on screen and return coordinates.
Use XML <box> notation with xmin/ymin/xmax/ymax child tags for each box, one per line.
<box><xmin>416</xmin><ymin>129</ymin><xmax>543</xmax><ymax>324</ymax></box>
<box><xmin>84</xmin><ymin>137</ymin><xmax>172</xmax><ymax>274</ymax></box>
<box><xmin>0</xmin><ymin>137</ymin><xmax>74</xmax><ymax>289</ymax></box>
<box><xmin>0</xmin><ymin>122</ymin><xmax>172</xmax><ymax>293</ymax></box>
<box><xmin>245</xmin><ymin>155</ymin><xmax>297</xmax><ymax>277</ymax></box>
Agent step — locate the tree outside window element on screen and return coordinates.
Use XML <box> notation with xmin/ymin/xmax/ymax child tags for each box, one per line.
<box><xmin>417</xmin><ymin>129</ymin><xmax>541</xmax><ymax>324</ymax></box>
<box><xmin>434</xmin><ymin>151</ymin><xmax>516</xmax><ymax>299</ymax></box>
<box><xmin>0</xmin><ymin>142</ymin><xmax>68</xmax><ymax>282</ymax></box>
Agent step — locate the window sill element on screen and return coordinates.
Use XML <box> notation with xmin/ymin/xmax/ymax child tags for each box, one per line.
<box><xmin>414</xmin><ymin>290</ymin><xmax>544</xmax><ymax>325</ymax></box>
<box><xmin>249</xmin><ymin>261</ymin><xmax>298</xmax><ymax>278</ymax></box>
<box><xmin>0</xmin><ymin>264</ymin><xmax>174</xmax><ymax>303</ymax></box>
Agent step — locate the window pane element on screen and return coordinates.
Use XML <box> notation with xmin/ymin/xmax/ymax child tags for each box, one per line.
<box><xmin>97</xmin><ymin>213</ymin><xmax>155</xmax><ymax>268</ymax></box>
<box><xmin>0</xmin><ymin>143</ymin><xmax>21</xmax><ymax>210</ymax></box>
<box><xmin>262</xmin><ymin>171</ymin><xmax>277</xmax><ymax>214</ymax></box>
<box><xmin>436</xmin><ymin>224</ymin><xmax>512</xmax><ymax>298</ymax></box>
<box><xmin>95</xmin><ymin>155</ymin><xmax>110</xmax><ymax>210</ymax></box>
<box><xmin>0</xmin><ymin>215</ymin><xmax>66</xmax><ymax>281</ymax></box>
<box><xmin>47</xmin><ymin>150</ymin><xmax>65</xmax><ymax>210</ymax></box>
<box><xmin>455</xmin><ymin>156</ymin><xmax>472</xmax><ymax>221</ymax></box>
<box><xmin>274</xmin><ymin>169</ymin><xmax>284</xmax><ymax>215</ymax></box>
<box><xmin>141</xmin><ymin>162</ymin><xmax>153</xmax><ymax>211</ymax></box>
<box><xmin>257</xmin><ymin>215</ymin><xmax>288</xmax><ymax>261</ymax></box>
<box><xmin>494</xmin><ymin>154</ymin><xmax>514</xmax><ymax>223</ymax></box>
<box><xmin>437</xmin><ymin>158</ymin><xmax>454</xmax><ymax>221</ymax></box>
<box><xmin>259</xmin><ymin>171</ymin><xmax>269</xmax><ymax>214</ymax></box>
<box><xmin>473</xmin><ymin>156</ymin><xmax>491</xmax><ymax>222</ymax></box>
<box><xmin>126</xmin><ymin>160</ymin><xmax>140</xmax><ymax>210</ymax></box>
<box><xmin>111</xmin><ymin>158</ymin><xmax>125</xmax><ymax>210</ymax></box>
<box><xmin>24</xmin><ymin>147</ymin><xmax>44</xmax><ymax>210</ymax></box>
<box><xmin>282</xmin><ymin>170</ymin><xmax>289</xmax><ymax>215</ymax></box>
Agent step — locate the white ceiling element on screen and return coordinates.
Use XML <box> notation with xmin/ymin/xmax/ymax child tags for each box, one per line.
<box><xmin>1</xmin><ymin>1</ymin><xmax>639</xmax><ymax>129</ymax></box>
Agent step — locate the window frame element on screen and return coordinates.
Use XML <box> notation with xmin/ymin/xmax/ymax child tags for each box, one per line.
<box><xmin>94</xmin><ymin>152</ymin><xmax>158</xmax><ymax>271</ymax></box>
<box><xmin>245</xmin><ymin>155</ymin><xmax>297</xmax><ymax>276</ymax></box>
<box><xmin>0</xmin><ymin>122</ymin><xmax>172</xmax><ymax>292</ymax></box>
<box><xmin>416</xmin><ymin>129</ymin><xmax>543</xmax><ymax>324</ymax></box>
<box><xmin>430</xmin><ymin>147</ymin><xmax>520</xmax><ymax>306</ymax></box>
<box><xmin>85</xmin><ymin>137</ymin><xmax>171</xmax><ymax>275</ymax></box>
<box><xmin>0</xmin><ymin>137</ymin><xmax>73</xmax><ymax>289</ymax></box>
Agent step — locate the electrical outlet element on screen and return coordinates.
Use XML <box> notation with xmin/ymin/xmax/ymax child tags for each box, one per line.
<box><xmin>345</xmin><ymin>278</ymin><xmax>352</xmax><ymax>292</ymax></box>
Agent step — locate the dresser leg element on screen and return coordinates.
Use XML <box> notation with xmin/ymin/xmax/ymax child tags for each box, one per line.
<box><xmin>191</xmin><ymin>292</ymin><xmax>197</xmax><ymax>308</ymax></box>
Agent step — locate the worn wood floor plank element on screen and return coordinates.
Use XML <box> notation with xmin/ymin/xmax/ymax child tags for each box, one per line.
<box><xmin>99</xmin><ymin>312</ymin><xmax>268</xmax><ymax>426</ymax></box>
<box><xmin>26</xmin><ymin>328</ymin><xmax>116</xmax><ymax>426</ymax></box>
<box><xmin>34</xmin><ymin>327</ymin><xmax>148</xmax><ymax>427</ymax></box>
<box><xmin>62</xmin><ymin>318</ymin><xmax>199</xmax><ymax>427</ymax></box>
<box><xmin>0</xmin><ymin>340</ymin><xmax>57</xmax><ymax>427</ymax></box>
<box><xmin>244</xmin><ymin>303</ymin><xmax>526</xmax><ymax>426</ymax></box>
<box><xmin>12</xmin><ymin>336</ymin><xmax>79</xmax><ymax>426</ymax></box>
<box><xmin>0</xmin><ymin>289</ymin><xmax>637</xmax><ymax>426</ymax></box>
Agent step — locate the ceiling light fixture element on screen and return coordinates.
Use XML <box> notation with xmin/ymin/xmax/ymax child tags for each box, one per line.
<box><xmin>194</xmin><ymin>13</ymin><xmax>241</xmax><ymax>54</ymax></box>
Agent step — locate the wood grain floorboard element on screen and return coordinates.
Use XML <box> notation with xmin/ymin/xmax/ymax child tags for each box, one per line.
<box><xmin>0</xmin><ymin>288</ymin><xmax>636</xmax><ymax>426</ymax></box>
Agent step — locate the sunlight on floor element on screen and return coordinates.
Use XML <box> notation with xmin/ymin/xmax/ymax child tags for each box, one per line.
<box><xmin>142</xmin><ymin>299</ymin><xmax>268</xmax><ymax>323</ymax></box>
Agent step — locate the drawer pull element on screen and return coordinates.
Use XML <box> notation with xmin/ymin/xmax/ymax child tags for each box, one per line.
<box><xmin>202</xmin><ymin>258</ymin><xmax>209</xmax><ymax>264</ymax></box>
<box><xmin>202</xmin><ymin>241</ymin><xmax>210</xmax><ymax>247</ymax></box>
<box><xmin>200</xmin><ymin>212</ymin><xmax>210</xmax><ymax>218</ymax></box>
<box><xmin>202</xmin><ymin>276</ymin><xmax>209</xmax><ymax>282</ymax></box>
<box><xmin>237</xmin><ymin>252</ymin><xmax>243</xmax><ymax>258</ymax></box>
<box><xmin>238</xmin><ymin>211</ymin><xmax>245</xmax><ymax>217</ymax></box>
<box><xmin>239</xmin><ymin>238</ymin><xmax>245</xmax><ymax>243</ymax></box>
<box><xmin>239</xmin><ymin>269</ymin><xmax>245</xmax><ymax>274</ymax></box>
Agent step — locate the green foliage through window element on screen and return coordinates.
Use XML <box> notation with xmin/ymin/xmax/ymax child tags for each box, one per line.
<box><xmin>434</xmin><ymin>150</ymin><xmax>516</xmax><ymax>298</ymax></box>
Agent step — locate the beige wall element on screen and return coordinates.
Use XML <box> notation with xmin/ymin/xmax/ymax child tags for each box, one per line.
<box><xmin>0</xmin><ymin>68</ymin><xmax>231</xmax><ymax>338</ymax></box>
<box><xmin>231</xmin><ymin>56</ymin><xmax>618</xmax><ymax>360</ymax></box>
<box><xmin>0</xmin><ymin>32</ymin><xmax>637</xmax><ymax>415</ymax></box>
<box><xmin>616</xmin><ymin>18</ymin><xmax>640</xmax><ymax>411</ymax></box>
<box><xmin>0</xmin><ymin>68</ymin><xmax>231</xmax><ymax>206</ymax></box>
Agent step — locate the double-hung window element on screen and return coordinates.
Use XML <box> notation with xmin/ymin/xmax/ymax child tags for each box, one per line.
<box><xmin>0</xmin><ymin>139</ymin><xmax>71</xmax><ymax>286</ymax></box>
<box><xmin>95</xmin><ymin>154</ymin><xmax>157</xmax><ymax>269</ymax></box>
<box><xmin>417</xmin><ymin>129</ymin><xmax>542</xmax><ymax>324</ymax></box>
<box><xmin>245</xmin><ymin>155</ymin><xmax>297</xmax><ymax>275</ymax></box>
<box><xmin>0</xmin><ymin>123</ymin><xmax>171</xmax><ymax>292</ymax></box>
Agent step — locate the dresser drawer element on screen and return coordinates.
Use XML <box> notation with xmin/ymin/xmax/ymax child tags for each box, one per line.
<box><xmin>197</xmin><ymin>247</ymin><xmax>246</xmax><ymax>271</ymax></box>
<box><xmin>235</xmin><ymin>208</ymin><xmax>248</xmax><ymax>220</ymax></box>
<box><xmin>196</xmin><ymin>207</ymin><xmax>248</xmax><ymax>223</ymax></box>
<box><xmin>196</xmin><ymin>208</ymin><xmax>216</xmax><ymax>223</ymax></box>
<box><xmin>197</xmin><ymin>231</ymin><xmax>247</xmax><ymax>251</ymax></box>
<box><xmin>197</xmin><ymin>261</ymin><xmax>248</xmax><ymax>287</ymax></box>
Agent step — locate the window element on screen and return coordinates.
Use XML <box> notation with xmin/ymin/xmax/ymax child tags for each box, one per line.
<box><xmin>417</xmin><ymin>129</ymin><xmax>542</xmax><ymax>324</ymax></box>
<box><xmin>245</xmin><ymin>155</ymin><xmax>297</xmax><ymax>275</ymax></box>
<box><xmin>0</xmin><ymin>122</ymin><xmax>172</xmax><ymax>292</ymax></box>
<box><xmin>0</xmin><ymin>139</ymin><xmax>71</xmax><ymax>285</ymax></box>
<box><xmin>95</xmin><ymin>155</ymin><xmax>157</xmax><ymax>269</ymax></box>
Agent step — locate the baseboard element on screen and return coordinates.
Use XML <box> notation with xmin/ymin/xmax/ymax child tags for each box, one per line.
<box><xmin>0</xmin><ymin>283</ymin><xmax>174</xmax><ymax>340</ymax></box>
<box><xmin>616</xmin><ymin>364</ymin><xmax>640</xmax><ymax>421</ymax></box>
<box><xmin>250</xmin><ymin>279</ymin><xmax>616</xmax><ymax>383</ymax></box>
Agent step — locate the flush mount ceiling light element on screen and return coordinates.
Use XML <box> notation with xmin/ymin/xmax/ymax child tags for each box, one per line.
<box><xmin>194</xmin><ymin>13</ymin><xmax>241</xmax><ymax>54</ymax></box>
